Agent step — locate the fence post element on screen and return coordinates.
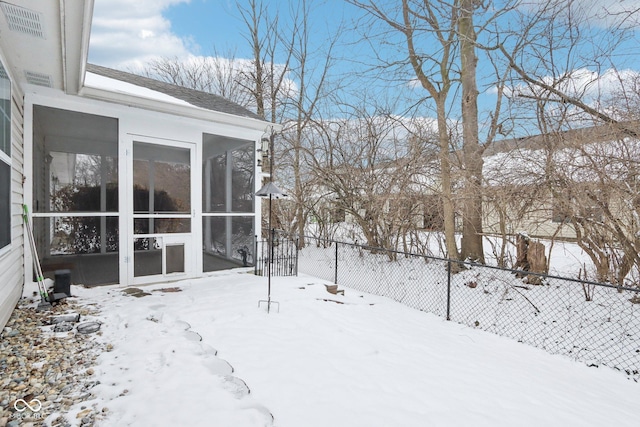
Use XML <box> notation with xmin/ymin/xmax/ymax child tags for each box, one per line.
<box><xmin>270</xmin><ymin>228</ymin><xmax>275</xmax><ymax>269</ymax></box>
<box><xmin>254</xmin><ymin>236</ymin><xmax>258</xmax><ymax>276</ymax></box>
<box><xmin>295</xmin><ymin>238</ymin><xmax>299</xmax><ymax>276</ymax></box>
<box><xmin>446</xmin><ymin>260</ymin><xmax>452</xmax><ymax>321</ymax></box>
<box><xmin>334</xmin><ymin>241</ymin><xmax>339</xmax><ymax>284</ymax></box>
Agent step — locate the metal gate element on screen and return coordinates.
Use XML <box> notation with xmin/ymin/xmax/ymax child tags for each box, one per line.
<box><xmin>255</xmin><ymin>234</ymin><xmax>298</xmax><ymax>277</ymax></box>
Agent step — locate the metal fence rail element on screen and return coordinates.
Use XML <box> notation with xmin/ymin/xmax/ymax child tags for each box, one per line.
<box><xmin>298</xmin><ymin>235</ymin><xmax>640</xmax><ymax>381</ymax></box>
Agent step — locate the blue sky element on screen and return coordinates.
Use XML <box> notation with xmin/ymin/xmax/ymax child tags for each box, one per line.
<box><xmin>162</xmin><ymin>0</ymin><xmax>263</xmax><ymax>57</ymax></box>
<box><xmin>89</xmin><ymin>0</ymin><xmax>357</xmax><ymax>70</ymax></box>
<box><xmin>164</xmin><ymin>0</ymin><xmax>355</xmax><ymax>59</ymax></box>
<box><xmin>164</xmin><ymin>0</ymin><xmax>361</xmax><ymax>75</ymax></box>
<box><xmin>88</xmin><ymin>0</ymin><xmax>419</xmax><ymax>117</ymax></box>
<box><xmin>88</xmin><ymin>0</ymin><xmax>640</xmax><ymax>129</ymax></box>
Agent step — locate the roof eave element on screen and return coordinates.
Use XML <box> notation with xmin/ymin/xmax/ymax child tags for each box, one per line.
<box><xmin>79</xmin><ymin>85</ymin><xmax>282</xmax><ymax>132</ymax></box>
<box><xmin>61</xmin><ymin>0</ymin><xmax>95</xmax><ymax>95</ymax></box>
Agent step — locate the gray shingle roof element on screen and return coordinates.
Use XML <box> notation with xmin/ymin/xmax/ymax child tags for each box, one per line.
<box><xmin>86</xmin><ymin>63</ymin><xmax>262</xmax><ymax>120</ymax></box>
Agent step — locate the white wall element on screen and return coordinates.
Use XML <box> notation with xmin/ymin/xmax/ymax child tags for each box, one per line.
<box><xmin>0</xmin><ymin>66</ymin><xmax>25</xmax><ymax>329</ymax></box>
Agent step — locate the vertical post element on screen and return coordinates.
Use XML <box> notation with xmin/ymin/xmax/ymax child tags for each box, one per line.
<box><xmin>295</xmin><ymin>238</ymin><xmax>299</xmax><ymax>276</ymax></box>
<box><xmin>334</xmin><ymin>241</ymin><xmax>339</xmax><ymax>284</ymax></box>
<box><xmin>204</xmin><ymin>159</ymin><xmax>212</xmax><ymax>251</ymax></box>
<box><xmin>100</xmin><ymin>154</ymin><xmax>107</xmax><ymax>254</ymax></box>
<box><xmin>148</xmin><ymin>160</ymin><xmax>155</xmax><ymax>234</ymax></box>
<box><xmin>270</xmin><ymin>227</ymin><xmax>275</xmax><ymax>269</ymax></box>
<box><xmin>267</xmin><ymin>195</ymin><xmax>273</xmax><ymax>313</ymax></box>
<box><xmin>446</xmin><ymin>260</ymin><xmax>452</xmax><ymax>321</ymax></box>
<box><xmin>254</xmin><ymin>236</ymin><xmax>258</xmax><ymax>276</ymax></box>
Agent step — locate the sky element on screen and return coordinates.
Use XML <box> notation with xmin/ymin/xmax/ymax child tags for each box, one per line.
<box><xmin>88</xmin><ymin>0</ymin><xmax>640</xmax><ymax>129</ymax></box>
<box><xmin>88</xmin><ymin>0</ymin><xmax>355</xmax><ymax>71</ymax></box>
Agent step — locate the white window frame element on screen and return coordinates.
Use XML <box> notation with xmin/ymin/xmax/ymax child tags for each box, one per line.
<box><xmin>0</xmin><ymin>58</ymin><xmax>12</xmax><ymax>257</ymax></box>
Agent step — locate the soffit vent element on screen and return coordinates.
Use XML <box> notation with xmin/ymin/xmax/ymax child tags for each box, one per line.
<box><xmin>25</xmin><ymin>71</ymin><xmax>52</xmax><ymax>87</ymax></box>
<box><xmin>0</xmin><ymin>2</ymin><xmax>45</xmax><ymax>39</ymax></box>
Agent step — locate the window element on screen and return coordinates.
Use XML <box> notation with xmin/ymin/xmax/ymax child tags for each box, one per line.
<box><xmin>202</xmin><ymin>134</ymin><xmax>255</xmax><ymax>270</ymax></box>
<box><xmin>202</xmin><ymin>135</ymin><xmax>255</xmax><ymax>213</ymax></box>
<box><xmin>31</xmin><ymin>106</ymin><xmax>120</xmax><ymax>285</ymax></box>
<box><xmin>0</xmin><ymin>61</ymin><xmax>11</xmax><ymax>251</ymax></box>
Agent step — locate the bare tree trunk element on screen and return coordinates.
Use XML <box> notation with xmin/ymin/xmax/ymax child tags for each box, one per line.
<box><xmin>239</xmin><ymin>0</ymin><xmax>266</xmax><ymax>119</ymax></box>
<box><xmin>436</xmin><ymin>97</ymin><xmax>459</xmax><ymax>260</ymax></box>
<box><xmin>458</xmin><ymin>0</ymin><xmax>484</xmax><ymax>262</ymax></box>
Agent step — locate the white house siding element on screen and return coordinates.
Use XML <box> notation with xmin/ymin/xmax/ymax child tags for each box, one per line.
<box><xmin>482</xmin><ymin>194</ymin><xmax>581</xmax><ymax>242</ymax></box>
<box><xmin>0</xmin><ymin>82</ymin><xmax>24</xmax><ymax>329</ymax></box>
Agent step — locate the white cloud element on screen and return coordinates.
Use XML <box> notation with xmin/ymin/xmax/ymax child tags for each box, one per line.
<box><xmin>407</xmin><ymin>78</ymin><xmax>422</xmax><ymax>89</ymax></box>
<box><xmin>87</xmin><ymin>0</ymin><xmax>299</xmax><ymax>113</ymax></box>
<box><xmin>501</xmin><ymin>67</ymin><xmax>640</xmax><ymax>128</ymax></box>
<box><xmin>523</xmin><ymin>0</ymin><xmax>640</xmax><ymax>29</ymax></box>
<box><xmin>505</xmin><ymin>67</ymin><xmax>640</xmax><ymax>101</ymax></box>
<box><xmin>576</xmin><ymin>0</ymin><xmax>640</xmax><ymax>28</ymax></box>
<box><xmin>89</xmin><ymin>0</ymin><xmax>195</xmax><ymax>71</ymax></box>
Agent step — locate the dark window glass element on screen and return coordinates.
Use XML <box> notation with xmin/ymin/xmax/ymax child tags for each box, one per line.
<box><xmin>133</xmin><ymin>142</ymin><xmax>190</xmax><ymax>214</ymax></box>
<box><xmin>0</xmin><ymin>62</ymin><xmax>10</xmax><ymax>250</ymax></box>
<box><xmin>49</xmin><ymin>153</ymin><xmax>118</xmax><ymax>212</ymax></box>
<box><xmin>0</xmin><ymin>161</ymin><xmax>10</xmax><ymax>249</ymax></box>
<box><xmin>134</xmin><ymin>218</ymin><xmax>191</xmax><ymax>234</ymax></box>
<box><xmin>202</xmin><ymin>216</ymin><xmax>255</xmax><ymax>271</ymax></box>
<box><xmin>0</xmin><ymin>62</ymin><xmax>9</xmax><ymax>157</ymax></box>
<box><xmin>203</xmin><ymin>135</ymin><xmax>254</xmax><ymax>213</ymax></box>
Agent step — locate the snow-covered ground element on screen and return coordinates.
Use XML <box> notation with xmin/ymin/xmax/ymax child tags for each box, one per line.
<box><xmin>298</xmin><ymin>239</ymin><xmax>640</xmax><ymax>381</ymax></box>
<box><xmin>306</xmin><ymin>226</ymin><xmax>599</xmax><ymax>277</ymax></box>
<box><xmin>54</xmin><ymin>270</ymin><xmax>640</xmax><ymax>426</ymax></box>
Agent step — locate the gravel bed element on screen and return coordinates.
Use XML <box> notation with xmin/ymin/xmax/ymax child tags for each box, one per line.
<box><xmin>0</xmin><ymin>296</ymin><xmax>109</xmax><ymax>427</ymax></box>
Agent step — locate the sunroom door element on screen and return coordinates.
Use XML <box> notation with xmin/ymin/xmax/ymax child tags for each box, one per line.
<box><xmin>128</xmin><ymin>137</ymin><xmax>196</xmax><ymax>285</ymax></box>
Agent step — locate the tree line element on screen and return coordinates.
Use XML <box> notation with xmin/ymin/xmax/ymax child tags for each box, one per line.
<box><xmin>141</xmin><ymin>0</ymin><xmax>640</xmax><ymax>284</ymax></box>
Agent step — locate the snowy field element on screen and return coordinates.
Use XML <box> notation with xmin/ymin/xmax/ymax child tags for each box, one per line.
<box><xmin>50</xmin><ymin>270</ymin><xmax>640</xmax><ymax>426</ymax></box>
<box><xmin>298</xmin><ymin>239</ymin><xmax>640</xmax><ymax>381</ymax></box>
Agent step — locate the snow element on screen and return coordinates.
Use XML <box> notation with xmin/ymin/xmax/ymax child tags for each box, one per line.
<box><xmin>57</xmin><ymin>270</ymin><xmax>640</xmax><ymax>427</ymax></box>
<box><xmin>297</xmin><ymin>240</ymin><xmax>640</xmax><ymax>377</ymax></box>
<box><xmin>84</xmin><ymin>72</ymin><xmax>194</xmax><ymax>107</ymax></box>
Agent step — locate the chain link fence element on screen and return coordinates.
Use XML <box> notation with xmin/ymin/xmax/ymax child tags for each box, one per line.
<box><xmin>298</xmin><ymin>235</ymin><xmax>640</xmax><ymax>381</ymax></box>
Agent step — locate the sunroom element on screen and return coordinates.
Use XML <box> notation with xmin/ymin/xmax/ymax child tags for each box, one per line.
<box><xmin>25</xmin><ymin>66</ymin><xmax>271</xmax><ymax>287</ymax></box>
<box><xmin>0</xmin><ymin>0</ymin><xmax>278</xmax><ymax>329</ymax></box>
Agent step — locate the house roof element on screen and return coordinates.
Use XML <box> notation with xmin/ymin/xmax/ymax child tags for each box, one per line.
<box><xmin>0</xmin><ymin>0</ymin><xmax>277</xmax><ymax>133</ymax></box>
<box><xmin>86</xmin><ymin>64</ymin><xmax>262</xmax><ymax>120</ymax></box>
<box><xmin>483</xmin><ymin>121</ymin><xmax>640</xmax><ymax>157</ymax></box>
<box><xmin>483</xmin><ymin>122</ymin><xmax>640</xmax><ymax>187</ymax></box>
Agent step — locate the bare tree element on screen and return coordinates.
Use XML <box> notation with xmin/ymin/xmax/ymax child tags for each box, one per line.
<box><xmin>348</xmin><ymin>0</ymin><xmax>462</xmax><ymax>260</ymax></box>
<box><xmin>274</xmin><ymin>0</ymin><xmax>340</xmax><ymax>247</ymax></box>
<box><xmin>493</xmin><ymin>0</ymin><xmax>640</xmax><ymax>283</ymax></box>
<box><xmin>346</xmin><ymin>0</ymin><xmax>530</xmax><ymax>263</ymax></box>
<box><xmin>305</xmin><ymin>98</ymin><xmax>440</xmax><ymax>253</ymax></box>
<box><xmin>548</xmin><ymin>126</ymin><xmax>640</xmax><ymax>284</ymax></box>
<box><xmin>497</xmin><ymin>0</ymin><xmax>640</xmax><ymax>135</ymax></box>
<box><xmin>143</xmin><ymin>50</ymin><xmax>255</xmax><ymax>109</ymax></box>
<box><xmin>458</xmin><ymin>0</ymin><xmax>483</xmax><ymax>261</ymax></box>
<box><xmin>236</xmin><ymin>0</ymin><xmax>295</xmax><ymax>123</ymax></box>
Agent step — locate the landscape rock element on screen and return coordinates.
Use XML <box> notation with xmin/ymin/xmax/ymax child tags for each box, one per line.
<box><xmin>0</xmin><ymin>300</ymin><xmax>104</xmax><ymax>425</ymax></box>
